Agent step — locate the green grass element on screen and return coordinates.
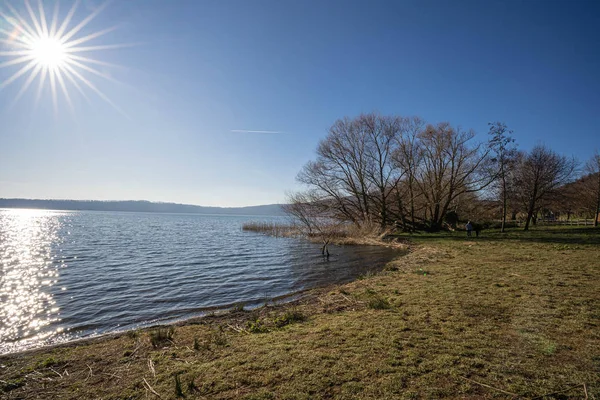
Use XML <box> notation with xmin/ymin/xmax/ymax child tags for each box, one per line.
<box><xmin>1</xmin><ymin>226</ymin><xmax>599</xmax><ymax>399</ymax></box>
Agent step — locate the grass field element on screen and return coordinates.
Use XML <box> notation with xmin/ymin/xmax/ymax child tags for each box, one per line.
<box><xmin>1</xmin><ymin>226</ymin><xmax>599</xmax><ymax>399</ymax></box>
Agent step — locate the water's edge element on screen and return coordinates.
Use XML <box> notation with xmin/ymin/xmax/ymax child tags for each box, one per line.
<box><xmin>0</xmin><ymin>247</ymin><xmax>406</xmax><ymax>358</ymax></box>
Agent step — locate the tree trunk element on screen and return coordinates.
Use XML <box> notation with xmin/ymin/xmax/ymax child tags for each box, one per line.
<box><xmin>596</xmin><ymin>173</ymin><xmax>600</xmax><ymax>227</ymax></box>
<box><xmin>524</xmin><ymin>197</ymin><xmax>536</xmax><ymax>231</ymax></box>
<box><xmin>501</xmin><ymin>173</ymin><xmax>507</xmax><ymax>233</ymax></box>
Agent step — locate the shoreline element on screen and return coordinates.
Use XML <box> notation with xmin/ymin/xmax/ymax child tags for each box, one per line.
<box><xmin>1</xmin><ymin>238</ymin><xmax>409</xmax><ymax>359</ymax></box>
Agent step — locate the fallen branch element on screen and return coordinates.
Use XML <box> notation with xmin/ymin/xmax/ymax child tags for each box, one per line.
<box><xmin>459</xmin><ymin>376</ymin><xmax>517</xmax><ymax>397</ymax></box>
<box><xmin>143</xmin><ymin>377</ymin><xmax>162</xmax><ymax>398</ymax></box>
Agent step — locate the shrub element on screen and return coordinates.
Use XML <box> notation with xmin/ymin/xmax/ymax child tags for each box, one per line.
<box><xmin>149</xmin><ymin>326</ymin><xmax>175</xmax><ymax>348</ymax></box>
<box><xmin>367</xmin><ymin>296</ymin><xmax>391</xmax><ymax>310</ymax></box>
<box><xmin>274</xmin><ymin>310</ymin><xmax>306</xmax><ymax>328</ymax></box>
<box><xmin>246</xmin><ymin>318</ymin><xmax>269</xmax><ymax>333</ymax></box>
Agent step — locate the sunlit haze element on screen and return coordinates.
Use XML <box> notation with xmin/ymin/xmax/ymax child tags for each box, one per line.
<box><xmin>1</xmin><ymin>0</ymin><xmax>599</xmax><ymax>207</ymax></box>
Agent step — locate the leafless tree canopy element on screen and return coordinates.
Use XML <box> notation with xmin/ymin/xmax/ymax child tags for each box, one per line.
<box><xmin>291</xmin><ymin>113</ymin><xmax>493</xmax><ymax>232</ymax></box>
<box><xmin>287</xmin><ymin>114</ymin><xmax>593</xmax><ymax>233</ymax></box>
<box><xmin>512</xmin><ymin>145</ymin><xmax>577</xmax><ymax>230</ymax></box>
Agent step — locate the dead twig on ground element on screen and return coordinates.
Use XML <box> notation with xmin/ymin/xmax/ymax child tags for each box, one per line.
<box><xmin>459</xmin><ymin>375</ymin><xmax>518</xmax><ymax>397</ymax></box>
<box><xmin>147</xmin><ymin>359</ymin><xmax>156</xmax><ymax>377</ymax></box>
<box><xmin>85</xmin><ymin>364</ymin><xmax>93</xmax><ymax>381</ymax></box>
<box><xmin>49</xmin><ymin>368</ymin><xmax>63</xmax><ymax>378</ymax></box>
<box><xmin>101</xmin><ymin>372</ymin><xmax>122</xmax><ymax>380</ymax></box>
<box><xmin>227</xmin><ymin>324</ymin><xmax>248</xmax><ymax>334</ymax></box>
<box><xmin>143</xmin><ymin>377</ymin><xmax>162</xmax><ymax>398</ymax></box>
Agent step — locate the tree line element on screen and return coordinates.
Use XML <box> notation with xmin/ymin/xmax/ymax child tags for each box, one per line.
<box><xmin>285</xmin><ymin>113</ymin><xmax>599</xmax><ymax>234</ymax></box>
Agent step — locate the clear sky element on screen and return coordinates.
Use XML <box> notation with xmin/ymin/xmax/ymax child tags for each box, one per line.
<box><xmin>1</xmin><ymin>0</ymin><xmax>599</xmax><ymax>207</ymax></box>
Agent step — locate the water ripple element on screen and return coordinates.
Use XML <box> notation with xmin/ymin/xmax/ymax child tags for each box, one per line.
<box><xmin>0</xmin><ymin>209</ymin><xmax>400</xmax><ymax>353</ymax></box>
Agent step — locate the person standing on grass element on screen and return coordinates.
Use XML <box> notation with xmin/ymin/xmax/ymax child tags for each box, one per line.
<box><xmin>466</xmin><ymin>221</ymin><xmax>473</xmax><ymax>237</ymax></box>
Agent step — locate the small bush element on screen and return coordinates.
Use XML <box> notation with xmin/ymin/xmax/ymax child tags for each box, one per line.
<box><xmin>209</xmin><ymin>327</ymin><xmax>228</xmax><ymax>346</ymax></box>
<box><xmin>149</xmin><ymin>326</ymin><xmax>175</xmax><ymax>348</ymax></box>
<box><xmin>274</xmin><ymin>310</ymin><xmax>306</xmax><ymax>328</ymax></box>
<box><xmin>37</xmin><ymin>357</ymin><xmax>58</xmax><ymax>368</ymax></box>
<box><xmin>246</xmin><ymin>318</ymin><xmax>269</xmax><ymax>333</ymax></box>
<box><xmin>193</xmin><ymin>337</ymin><xmax>200</xmax><ymax>351</ymax></box>
<box><xmin>232</xmin><ymin>303</ymin><xmax>245</xmax><ymax>312</ymax></box>
<box><xmin>367</xmin><ymin>296</ymin><xmax>391</xmax><ymax>310</ymax></box>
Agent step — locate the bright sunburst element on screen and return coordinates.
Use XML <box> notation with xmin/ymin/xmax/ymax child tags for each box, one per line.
<box><xmin>0</xmin><ymin>0</ymin><xmax>131</xmax><ymax>114</ymax></box>
<box><xmin>29</xmin><ymin>36</ymin><xmax>67</xmax><ymax>68</ymax></box>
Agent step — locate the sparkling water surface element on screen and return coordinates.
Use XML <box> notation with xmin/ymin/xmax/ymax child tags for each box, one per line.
<box><xmin>0</xmin><ymin>209</ymin><xmax>399</xmax><ymax>354</ymax></box>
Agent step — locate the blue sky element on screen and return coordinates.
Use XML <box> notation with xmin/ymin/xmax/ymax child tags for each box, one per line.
<box><xmin>1</xmin><ymin>0</ymin><xmax>599</xmax><ymax>207</ymax></box>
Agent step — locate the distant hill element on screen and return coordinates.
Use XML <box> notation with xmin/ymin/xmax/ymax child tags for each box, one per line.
<box><xmin>0</xmin><ymin>199</ymin><xmax>286</xmax><ymax>216</ymax></box>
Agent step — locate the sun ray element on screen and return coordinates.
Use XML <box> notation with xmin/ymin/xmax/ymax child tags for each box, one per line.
<box><xmin>55</xmin><ymin>68</ymin><xmax>75</xmax><ymax>113</ymax></box>
<box><xmin>8</xmin><ymin>63</ymin><xmax>42</xmax><ymax>109</ymax></box>
<box><xmin>68</xmin><ymin>54</ymin><xmax>124</xmax><ymax>69</ymax></box>
<box><xmin>0</xmin><ymin>50</ymin><xmax>33</xmax><ymax>56</ymax></box>
<box><xmin>49</xmin><ymin>1</ymin><xmax>60</xmax><ymax>37</ymax></box>
<box><xmin>4</xmin><ymin>3</ymin><xmax>38</xmax><ymax>40</ymax></box>
<box><xmin>63</xmin><ymin>26</ymin><xmax>118</xmax><ymax>49</ymax></box>
<box><xmin>54</xmin><ymin>0</ymin><xmax>79</xmax><ymax>39</ymax></box>
<box><xmin>24</xmin><ymin>0</ymin><xmax>44</xmax><ymax>37</ymax></box>
<box><xmin>63</xmin><ymin>43</ymin><xmax>141</xmax><ymax>53</ymax></box>
<box><xmin>33</xmin><ymin>66</ymin><xmax>48</xmax><ymax>108</ymax></box>
<box><xmin>48</xmin><ymin>66</ymin><xmax>58</xmax><ymax>113</ymax></box>
<box><xmin>37</xmin><ymin>0</ymin><xmax>50</xmax><ymax>37</ymax></box>
<box><xmin>62</xmin><ymin>62</ymin><xmax>128</xmax><ymax>117</ymax></box>
<box><xmin>61</xmin><ymin>67</ymin><xmax>91</xmax><ymax>104</ymax></box>
<box><xmin>0</xmin><ymin>37</ymin><xmax>25</xmax><ymax>47</ymax></box>
<box><xmin>0</xmin><ymin>60</ymin><xmax>37</xmax><ymax>91</ymax></box>
<box><xmin>0</xmin><ymin>12</ymin><xmax>36</xmax><ymax>46</ymax></box>
<box><xmin>0</xmin><ymin>54</ymin><xmax>34</xmax><ymax>68</ymax></box>
<box><xmin>0</xmin><ymin>25</ymin><xmax>32</xmax><ymax>47</ymax></box>
<box><xmin>64</xmin><ymin>57</ymin><xmax>118</xmax><ymax>83</ymax></box>
<box><xmin>60</xmin><ymin>1</ymin><xmax>109</xmax><ymax>44</ymax></box>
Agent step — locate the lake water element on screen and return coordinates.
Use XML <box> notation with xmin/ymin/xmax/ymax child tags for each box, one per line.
<box><xmin>0</xmin><ymin>209</ymin><xmax>399</xmax><ymax>354</ymax></box>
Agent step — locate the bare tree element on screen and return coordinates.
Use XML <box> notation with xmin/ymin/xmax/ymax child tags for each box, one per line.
<box><xmin>297</xmin><ymin>114</ymin><xmax>408</xmax><ymax>231</ymax></box>
<box><xmin>297</xmin><ymin>117</ymin><xmax>373</xmax><ymax>226</ymax></box>
<box><xmin>393</xmin><ymin>117</ymin><xmax>425</xmax><ymax>231</ymax></box>
<box><xmin>487</xmin><ymin>122</ymin><xmax>517</xmax><ymax>232</ymax></box>
<box><xmin>515</xmin><ymin>145</ymin><xmax>577</xmax><ymax>230</ymax></box>
<box><xmin>414</xmin><ymin>123</ymin><xmax>492</xmax><ymax>231</ymax></box>
<box><xmin>360</xmin><ymin>113</ymin><xmax>405</xmax><ymax>229</ymax></box>
<box><xmin>283</xmin><ymin>191</ymin><xmax>346</xmax><ymax>256</ymax></box>
<box><xmin>584</xmin><ymin>150</ymin><xmax>600</xmax><ymax>226</ymax></box>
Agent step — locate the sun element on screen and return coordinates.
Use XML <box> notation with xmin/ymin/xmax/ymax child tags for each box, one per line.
<box><xmin>0</xmin><ymin>0</ymin><xmax>134</xmax><ymax>114</ymax></box>
<box><xmin>29</xmin><ymin>36</ymin><xmax>67</xmax><ymax>69</ymax></box>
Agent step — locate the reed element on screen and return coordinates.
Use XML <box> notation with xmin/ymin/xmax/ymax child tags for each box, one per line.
<box><xmin>241</xmin><ymin>221</ymin><xmax>298</xmax><ymax>237</ymax></box>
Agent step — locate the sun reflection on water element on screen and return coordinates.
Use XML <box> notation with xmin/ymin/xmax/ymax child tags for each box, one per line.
<box><xmin>0</xmin><ymin>209</ymin><xmax>65</xmax><ymax>351</ymax></box>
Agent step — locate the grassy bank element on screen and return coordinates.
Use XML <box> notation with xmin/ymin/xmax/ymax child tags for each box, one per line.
<box><xmin>1</xmin><ymin>227</ymin><xmax>599</xmax><ymax>399</ymax></box>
